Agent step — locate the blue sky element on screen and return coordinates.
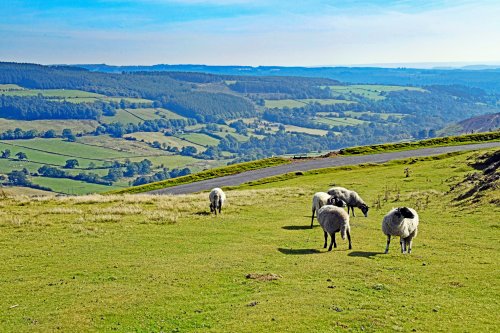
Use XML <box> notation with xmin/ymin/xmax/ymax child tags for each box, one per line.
<box><xmin>1</xmin><ymin>0</ymin><xmax>499</xmax><ymax>66</ymax></box>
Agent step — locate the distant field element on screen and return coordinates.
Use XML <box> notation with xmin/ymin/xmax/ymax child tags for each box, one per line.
<box><xmin>343</xmin><ymin>111</ymin><xmax>407</xmax><ymax>120</ymax></box>
<box><xmin>30</xmin><ymin>176</ymin><xmax>119</xmax><ymax>195</ymax></box>
<box><xmin>125</xmin><ymin>132</ymin><xmax>207</xmax><ymax>152</ymax></box>
<box><xmin>265</xmin><ymin>99</ymin><xmax>353</xmax><ymax>109</ymax></box>
<box><xmin>76</xmin><ymin>135</ymin><xmax>167</xmax><ymax>156</ymax></box>
<box><xmin>328</xmin><ymin>84</ymin><xmax>427</xmax><ymax>100</ymax></box>
<box><xmin>284</xmin><ymin>125</ymin><xmax>328</xmax><ymax>136</ymax></box>
<box><xmin>178</xmin><ymin>133</ymin><xmax>220</xmax><ymax>146</ymax></box>
<box><xmin>0</xmin><ymin>138</ymin><xmax>137</xmax><ymax>170</ymax></box>
<box><xmin>0</xmin><ymin>119</ymin><xmax>99</xmax><ymax>134</ymax></box>
<box><xmin>101</xmin><ymin>108</ymin><xmax>184</xmax><ymax>124</ymax></box>
<box><xmin>0</xmin><ymin>85</ymin><xmax>152</xmax><ymax>105</ymax></box>
<box><xmin>314</xmin><ymin>116</ymin><xmax>367</xmax><ymax>126</ymax></box>
<box><xmin>0</xmin><ymin>185</ymin><xmax>56</xmax><ymax>197</ymax></box>
<box><xmin>101</xmin><ymin>109</ymin><xmax>142</xmax><ymax>124</ymax></box>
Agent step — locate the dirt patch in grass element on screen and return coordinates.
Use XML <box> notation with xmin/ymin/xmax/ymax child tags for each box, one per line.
<box><xmin>246</xmin><ymin>273</ymin><xmax>282</xmax><ymax>281</ymax></box>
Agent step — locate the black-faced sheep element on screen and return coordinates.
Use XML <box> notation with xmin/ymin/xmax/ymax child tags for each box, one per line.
<box><xmin>327</xmin><ymin>186</ymin><xmax>369</xmax><ymax>217</ymax></box>
<box><xmin>209</xmin><ymin>188</ymin><xmax>226</xmax><ymax>215</ymax></box>
<box><xmin>311</xmin><ymin>192</ymin><xmax>346</xmax><ymax>228</ymax></box>
<box><xmin>317</xmin><ymin>205</ymin><xmax>352</xmax><ymax>251</ymax></box>
<box><xmin>382</xmin><ymin>207</ymin><xmax>419</xmax><ymax>254</ymax></box>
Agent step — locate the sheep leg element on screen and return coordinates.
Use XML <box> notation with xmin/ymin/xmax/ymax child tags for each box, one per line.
<box><xmin>384</xmin><ymin>235</ymin><xmax>391</xmax><ymax>254</ymax></box>
<box><xmin>407</xmin><ymin>237</ymin><xmax>413</xmax><ymax>254</ymax></box>
<box><xmin>332</xmin><ymin>232</ymin><xmax>337</xmax><ymax>248</ymax></box>
<box><xmin>350</xmin><ymin>206</ymin><xmax>356</xmax><ymax>217</ymax></box>
<box><xmin>311</xmin><ymin>208</ymin><xmax>315</xmax><ymax>228</ymax></box>
<box><xmin>400</xmin><ymin>239</ymin><xmax>406</xmax><ymax>254</ymax></box>
<box><xmin>218</xmin><ymin>200</ymin><xmax>222</xmax><ymax>214</ymax></box>
<box><xmin>323</xmin><ymin>231</ymin><xmax>328</xmax><ymax>249</ymax></box>
<box><xmin>347</xmin><ymin>229</ymin><xmax>352</xmax><ymax>250</ymax></box>
<box><xmin>328</xmin><ymin>233</ymin><xmax>334</xmax><ymax>251</ymax></box>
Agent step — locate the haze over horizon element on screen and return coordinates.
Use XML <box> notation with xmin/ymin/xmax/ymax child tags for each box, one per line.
<box><xmin>1</xmin><ymin>0</ymin><xmax>500</xmax><ymax>67</ymax></box>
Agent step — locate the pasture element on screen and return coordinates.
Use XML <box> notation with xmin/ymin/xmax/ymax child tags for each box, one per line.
<box><xmin>314</xmin><ymin>116</ymin><xmax>367</xmax><ymax>127</ymax></box>
<box><xmin>0</xmin><ymin>84</ymin><xmax>152</xmax><ymax>105</ymax></box>
<box><xmin>124</xmin><ymin>132</ymin><xmax>207</xmax><ymax>152</ymax></box>
<box><xmin>0</xmin><ymin>119</ymin><xmax>99</xmax><ymax>134</ymax></box>
<box><xmin>328</xmin><ymin>85</ymin><xmax>427</xmax><ymax>100</ymax></box>
<box><xmin>0</xmin><ymin>149</ymin><xmax>498</xmax><ymax>332</ymax></box>
<box><xmin>101</xmin><ymin>108</ymin><xmax>184</xmax><ymax>124</ymax></box>
<box><xmin>264</xmin><ymin>99</ymin><xmax>353</xmax><ymax>109</ymax></box>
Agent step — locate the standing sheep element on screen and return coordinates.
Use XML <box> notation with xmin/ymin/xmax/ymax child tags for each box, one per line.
<box><xmin>311</xmin><ymin>192</ymin><xmax>346</xmax><ymax>228</ymax></box>
<box><xmin>382</xmin><ymin>207</ymin><xmax>419</xmax><ymax>254</ymax></box>
<box><xmin>209</xmin><ymin>188</ymin><xmax>226</xmax><ymax>215</ymax></box>
<box><xmin>317</xmin><ymin>205</ymin><xmax>352</xmax><ymax>251</ymax></box>
<box><xmin>327</xmin><ymin>186</ymin><xmax>369</xmax><ymax>217</ymax></box>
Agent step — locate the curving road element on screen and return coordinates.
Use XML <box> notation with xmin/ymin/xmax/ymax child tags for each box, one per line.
<box><xmin>148</xmin><ymin>142</ymin><xmax>500</xmax><ymax>195</ymax></box>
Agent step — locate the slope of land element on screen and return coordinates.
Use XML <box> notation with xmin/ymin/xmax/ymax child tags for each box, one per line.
<box><xmin>439</xmin><ymin>112</ymin><xmax>500</xmax><ymax>136</ymax></box>
<box><xmin>0</xmin><ymin>148</ymin><xmax>498</xmax><ymax>332</ymax></box>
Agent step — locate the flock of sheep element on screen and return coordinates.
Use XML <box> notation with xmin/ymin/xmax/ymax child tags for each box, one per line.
<box><xmin>209</xmin><ymin>186</ymin><xmax>419</xmax><ymax>254</ymax></box>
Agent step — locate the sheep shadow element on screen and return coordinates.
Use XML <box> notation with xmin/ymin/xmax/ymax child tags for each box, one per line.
<box><xmin>194</xmin><ymin>211</ymin><xmax>211</xmax><ymax>216</ymax></box>
<box><xmin>347</xmin><ymin>251</ymin><xmax>384</xmax><ymax>259</ymax></box>
<box><xmin>277</xmin><ymin>248</ymin><xmax>321</xmax><ymax>255</ymax></box>
<box><xmin>282</xmin><ymin>225</ymin><xmax>319</xmax><ymax>230</ymax></box>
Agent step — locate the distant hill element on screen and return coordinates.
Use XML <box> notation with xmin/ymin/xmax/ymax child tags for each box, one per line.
<box><xmin>439</xmin><ymin>112</ymin><xmax>500</xmax><ymax>136</ymax></box>
<box><xmin>73</xmin><ymin>64</ymin><xmax>500</xmax><ymax>93</ymax></box>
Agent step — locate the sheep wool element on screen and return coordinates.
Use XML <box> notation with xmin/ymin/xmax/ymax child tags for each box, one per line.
<box><xmin>317</xmin><ymin>205</ymin><xmax>352</xmax><ymax>251</ymax></box>
<box><xmin>327</xmin><ymin>186</ymin><xmax>369</xmax><ymax>217</ymax></box>
<box><xmin>382</xmin><ymin>207</ymin><xmax>419</xmax><ymax>254</ymax></box>
<box><xmin>209</xmin><ymin>188</ymin><xmax>226</xmax><ymax>215</ymax></box>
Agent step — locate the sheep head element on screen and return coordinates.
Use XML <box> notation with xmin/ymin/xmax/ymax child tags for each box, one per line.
<box><xmin>396</xmin><ymin>207</ymin><xmax>414</xmax><ymax>219</ymax></box>
<box><xmin>360</xmin><ymin>204</ymin><xmax>369</xmax><ymax>217</ymax></box>
<box><xmin>328</xmin><ymin>196</ymin><xmax>346</xmax><ymax>208</ymax></box>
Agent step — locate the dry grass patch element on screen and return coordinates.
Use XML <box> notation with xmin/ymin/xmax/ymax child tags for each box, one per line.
<box><xmin>246</xmin><ymin>273</ymin><xmax>282</xmax><ymax>281</ymax></box>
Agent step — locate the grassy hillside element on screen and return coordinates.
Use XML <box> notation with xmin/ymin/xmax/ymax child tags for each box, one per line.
<box><xmin>110</xmin><ymin>157</ymin><xmax>290</xmax><ymax>194</ymax></box>
<box><xmin>0</xmin><ymin>148</ymin><xmax>498</xmax><ymax>332</ymax></box>
<box><xmin>339</xmin><ymin>131</ymin><xmax>500</xmax><ymax>155</ymax></box>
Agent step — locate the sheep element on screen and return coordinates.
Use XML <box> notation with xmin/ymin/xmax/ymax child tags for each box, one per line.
<box><xmin>382</xmin><ymin>207</ymin><xmax>419</xmax><ymax>254</ymax></box>
<box><xmin>327</xmin><ymin>186</ymin><xmax>369</xmax><ymax>217</ymax></box>
<box><xmin>317</xmin><ymin>205</ymin><xmax>352</xmax><ymax>251</ymax></box>
<box><xmin>311</xmin><ymin>192</ymin><xmax>346</xmax><ymax>228</ymax></box>
<box><xmin>209</xmin><ymin>188</ymin><xmax>226</xmax><ymax>215</ymax></box>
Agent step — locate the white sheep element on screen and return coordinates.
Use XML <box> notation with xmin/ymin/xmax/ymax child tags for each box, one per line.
<box><xmin>209</xmin><ymin>188</ymin><xmax>226</xmax><ymax>215</ymax></box>
<box><xmin>317</xmin><ymin>205</ymin><xmax>352</xmax><ymax>251</ymax></box>
<box><xmin>327</xmin><ymin>186</ymin><xmax>369</xmax><ymax>217</ymax></box>
<box><xmin>311</xmin><ymin>192</ymin><xmax>346</xmax><ymax>228</ymax></box>
<box><xmin>382</xmin><ymin>207</ymin><xmax>419</xmax><ymax>254</ymax></box>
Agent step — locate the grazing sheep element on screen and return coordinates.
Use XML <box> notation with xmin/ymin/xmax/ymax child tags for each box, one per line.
<box><xmin>382</xmin><ymin>207</ymin><xmax>419</xmax><ymax>254</ymax></box>
<box><xmin>317</xmin><ymin>205</ymin><xmax>352</xmax><ymax>251</ymax></box>
<box><xmin>327</xmin><ymin>186</ymin><xmax>369</xmax><ymax>217</ymax></box>
<box><xmin>209</xmin><ymin>188</ymin><xmax>226</xmax><ymax>215</ymax></box>
<box><xmin>311</xmin><ymin>192</ymin><xmax>346</xmax><ymax>228</ymax></box>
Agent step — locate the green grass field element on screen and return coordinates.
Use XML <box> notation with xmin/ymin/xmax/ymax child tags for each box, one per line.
<box><xmin>0</xmin><ymin>149</ymin><xmax>498</xmax><ymax>332</ymax></box>
<box><xmin>284</xmin><ymin>125</ymin><xmax>328</xmax><ymax>136</ymax></box>
<box><xmin>0</xmin><ymin>119</ymin><xmax>99</xmax><ymax>134</ymax></box>
<box><xmin>101</xmin><ymin>108</ymin><xmax>185</xmax><ymax>124</ymax></box>
<box><xmin>0</xmin><ymin>84</ymin><xmax>152</xmax><ymax>105</ymax></box>
<box><xmin>265</xmin><ymin>99</ymin><xmax>353</xmax><ymax>109</ymax></box>
<box><xmin>125</xmin><ymin>132</ymin><xmax>207</xmax><ymax>152</ymax></box>
<box><xmin>315</xmin><ymin>116</ymin><xmax>367</xmax><ymax>126</ymax></box>
<box><xmin>178</xmin><ymin>133</ymin><xmax>220</xmax><ymax>147</ymax></box>
<box><xmin>30</xmin><ymin>176</ymin><xmax>120</xmax><ymax>195</ymax></box>
<box><xmin>328</xmin><ymin>85</ymin><xmax>427</xmax><ymax>101</ymax></box>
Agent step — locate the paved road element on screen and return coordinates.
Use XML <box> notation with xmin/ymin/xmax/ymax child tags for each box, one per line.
<box><xmin>148</xmin><ymin>142</ymin><xmax>500</xmax><ymax>195</ymax></box>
